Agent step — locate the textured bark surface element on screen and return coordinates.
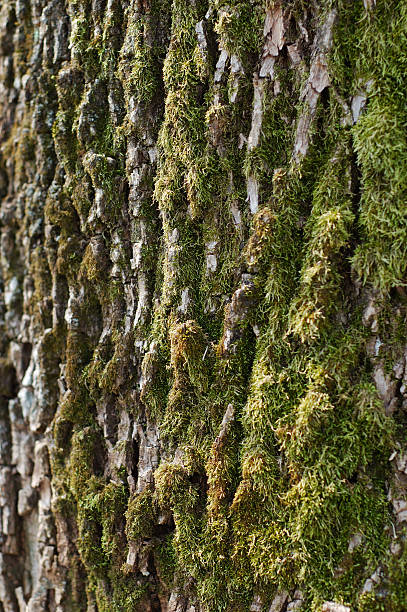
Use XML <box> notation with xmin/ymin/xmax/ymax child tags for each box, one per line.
<box><xmin>1</xmin><ymin>0</ymin><xmax>407</xmax><ymax>609</ymax></box>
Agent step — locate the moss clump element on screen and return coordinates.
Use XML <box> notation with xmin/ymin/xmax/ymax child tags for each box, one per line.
<box><xmin>154</xmin><ymin>461</ymin><xmax>192</xmax><ymax>511</ymax></box>
<box><xmin>158</xmin><ymin>319</ymin><xmax>214</xmax><ymax>447</ymax></box>
<box><xmin>357</xmin><ymin>530</ymin><xmax>407</xmax><ymax>611</ymax></box>
<box><xmin>118</xmin><ymin>0</ymin><xmax>171</xmax><ymax>106</ymax></box>
<box><xmin>244</xmin><ymin>207</ymin><xmax>276</xmax><ymax>274</ymax></box>
<box><xmin>213</xmin><ymin>0</ymin><xmax>264</xmax><ymax>60</ymax></box>
<box><xmin>140</xmin><ymin>342</ymin><xmax>170</xmax><ymax>419</ymax></box>
<box><xmin>94</xmin><ymin>573</ymin><xmax>147</xmax><ymax>612</ymax></box>
<box><xmin>80</xmin><ymin>242</ymin><xmax>110</xmax><ymax>285</ymax></box>
<box><xmin>154</xmin><ymin>534</ymin><xmax>177</xmax><ymax>590</ymax></box>
<box><xmin>68</xmin><ymin>427</ymin><xmax>104</xmax><ymax>499</ymax></box>
<box><xmin>288</xmin><ymin>139</ymin><xmax>355</xmax><ymax>342</ymax></box>
<box><xmin>169</xmin><ymin>320</ymin><xmax>210</xmax><ymax>393</ymax></box>
<box><xmin>328</xmin><ymin>0</ymin><xmax>407</xmax><ymax>290</ymax></box>
<box><xmin>77</xmin><ymin>504</ymin><xmax>109</xmax><ymax>573</ymax></box>
<box><xmin>125</xmin><ymin>486</ymin><xmax>157</xmax><ymax>542</ymax></box>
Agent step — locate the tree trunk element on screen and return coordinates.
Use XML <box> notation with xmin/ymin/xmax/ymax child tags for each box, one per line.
<box><xmin>0</xmin><ymin>0</ymin><xmax>406</xmax><ymax>609</ymax></box>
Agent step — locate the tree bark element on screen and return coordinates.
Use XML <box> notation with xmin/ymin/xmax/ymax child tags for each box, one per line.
<box><xmin>0</xmin><ymin>0</ymin><xmax>407</xmax><ymax>609</ymax></box>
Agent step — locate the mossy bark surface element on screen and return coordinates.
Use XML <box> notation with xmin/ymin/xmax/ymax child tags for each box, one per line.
<box><xmin>1</xmin><ymin>0</ymin><xmax>407</xmax><ymax>610</ymax></box>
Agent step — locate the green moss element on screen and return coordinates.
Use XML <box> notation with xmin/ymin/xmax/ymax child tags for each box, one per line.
<box><xmin>77</xmin><ymin>505</ymin><xmax>109</xmax><ymax>573</ymax></box>
<box><xmin>52</xmin><ymin>110</ymin><xmax>78</xmax><ymax>171</ymax></box>
<box><xmin>70</xmin><ymin>451</ymin><xmax>129</xmax><ymax>580</ymax></box>
<box><xmin>154</xmin><ymin>461</ymin><xmax>191</xmax><ymax>510</ymax></box>
<box><xmin>154</xmin><ymin>534</ymin><xmax>177</xmax><ymax>589</ymax></box>
<box><xmin>100</xmin><ymin>482</ymin><xmax>128</xmax><ymax>557</ymax></box>
<box><xmin>99</xmin><ymin>573</ymin><xmax>147</xmax><ymax>611</ymax></box>
<box><xmin>326</xmin><ymin>0</ymin><xmax>407</xmax><ymax>290</ymax></box>
<box><xmin>288</xmin><ymin>138</ymin><xmax>355</xmax><ymax>342</ymax></box>
<box><xmin>126</xmin><ymin>486</ymin><xmax>157</xmax><ymax>542</ymax></box>
<box><xmin>83</xmin><ymin>331</ymin><xmax>136</xmax><ymax>395</ymax></box>
<box><xmin>68</xmin><ymin>427</ymin><xmax>104</xmax><ymax>499</ymax></box>
<box><xmin>140</xmin><ymin>342</ymin><xmax>170</xmax><ymax>419</ymax></box>
<box><xmin>118</xmin><ymin>0</ymin><xmax>170</xmax><ymax>106</ymax></box>
<box><xmin>352</xmin><ymin>92</ymin><xmax>407</xmax><ymax>288</ymax></box>
<box><xmin>357</xmin><ymin>529</ymin><xmax>407</xmax><ymax>611</ymax></box>
<box><xmin>213</xmin><ymin>0</ymin><xmax>264</xmax><ymax>60</ymax></box>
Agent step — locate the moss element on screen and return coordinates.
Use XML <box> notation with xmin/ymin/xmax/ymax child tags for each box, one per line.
<box><xmin>162</xmin><ymin>317</ymin><xmax>214</xmax><ymax>445</ymax></box>
<box><xmin>154</xmin><ymin>459</ymin><xmax>207</xmax><ymax>586</ymax></box>
<box><xmin>77</xmin><ymin>504</ymin><xmax>109</xmax><ymax>573</ymax></box>
<box><xmin>326</xmin><ymin>0</ymin><xmax>407</xmax><ymax>290</ymax></box>
<box><xmin>125</xmin><ymin>486</ymin><xmax>157</xmax><ymax>542</ymax></box>
<box><xmin>52</xmin><ymin>110</ymin><xmax>78</xmax><ymax>171</ymax></box>
<box><xmin>99</xmin><ymin>482</ymin><xmax>128</xmax><ymax>558</ymax></box>
<box><xmin>71</xmin><ymin>454</ymin><xmax>129</xmax><ymax>577</ymax></box>
<box><xmin>169</xmin><ymin>320</ymin><xmax>210</xmax><ymax>392</ymax></box>
<box><xmin>244</xmin><ymin>72</ymin><xmax>297</xmax><ymax>205</ymax></box>
<box><xmin>139</xmin><ymin>348</ymin><xmax>167</xmax><ymax>413</ymax></box>
<box><xmin>154</xmin><ymin>534</ymin><xmax>177</xmax><ymax>590</ymax></box>
<box><xmin>213</xmin><ymin>0</ymin><xmax>264</xmax><ymax>60</ymax></box>
<box><xmin>65</xmin><ymin>330</ymin><xmax>94</xmax><ymax>391</ymax></box>
<box><xmin>56</xmin><ymin>234</ymin><xmax>84</xmax><ymax>280</ymax></box>
<box><xmin>244</xmin><ymin>207</ymin><xmax>276</xmax><ymax>274</ymax></box>
<box><xmin>118</xmin><ymin>0</ymin><xmax>170</xmax><ymax>106</ymax></box>
<box><xmin>352</xmin><ymin>92</ymin><xmax>407</xmax><ymax>288</ymax></box>
<box><xmin>91</xmin><ymin>570</ymin><xmax>148</xmax><ymax>612</ymax></box>
<box><xmin>68</xmin><ymin>426</ymin><xmax>104</xmax><ymax>499</ymax></box>
<box><xmin>154</xmin><ymin>461</ymin><xmax>191</xmax><ymax>511</ymax></box>
<box><xmin>288</xmin><ymin>138</ymin><xmax>355</xmax><ymax>342</ymax></box>
<box><xmin>228</xmin><ymin>308</ymin><xmax>395</xmax><ymax>605</ymax></box>
<box><xmin>99</xmin><ymin>573</ymin><xmax>148</xmax><ymax>611</ymax></box>
<box><xmin>82</xmin><ymin>331</ymin><xmax>136</xmax><ymax>396</ymax></box>
<box><xmin>102</xmin><ymin>333</ymin><xmax>134</xmax><ymax>391</ymax></box>
<box><xmin>357</xmin><ymin>529</ymin><xmax>407</xmax><ymax>611</ymax></box>
<box><xmin>80</xmin><ymin>243</ymin><xmax>110</xmax><ymax>284</ymax></box>
<box><xmin>65</xmin><ymin>557</ymin><xmax>89</xmax><ymax>611</ymax></box>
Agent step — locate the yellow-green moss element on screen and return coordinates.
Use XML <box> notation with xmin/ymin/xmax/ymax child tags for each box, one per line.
<box><xmin>126</xmin><ymin>486</ymin><xmax>157</xmax><ymax>542</ymax></box>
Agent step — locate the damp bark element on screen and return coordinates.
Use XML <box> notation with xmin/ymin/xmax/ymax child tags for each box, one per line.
<box><xmin>1</xmin><ymin>0</ymin><xmax>407</xmax><ymax>610</ymax></box>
